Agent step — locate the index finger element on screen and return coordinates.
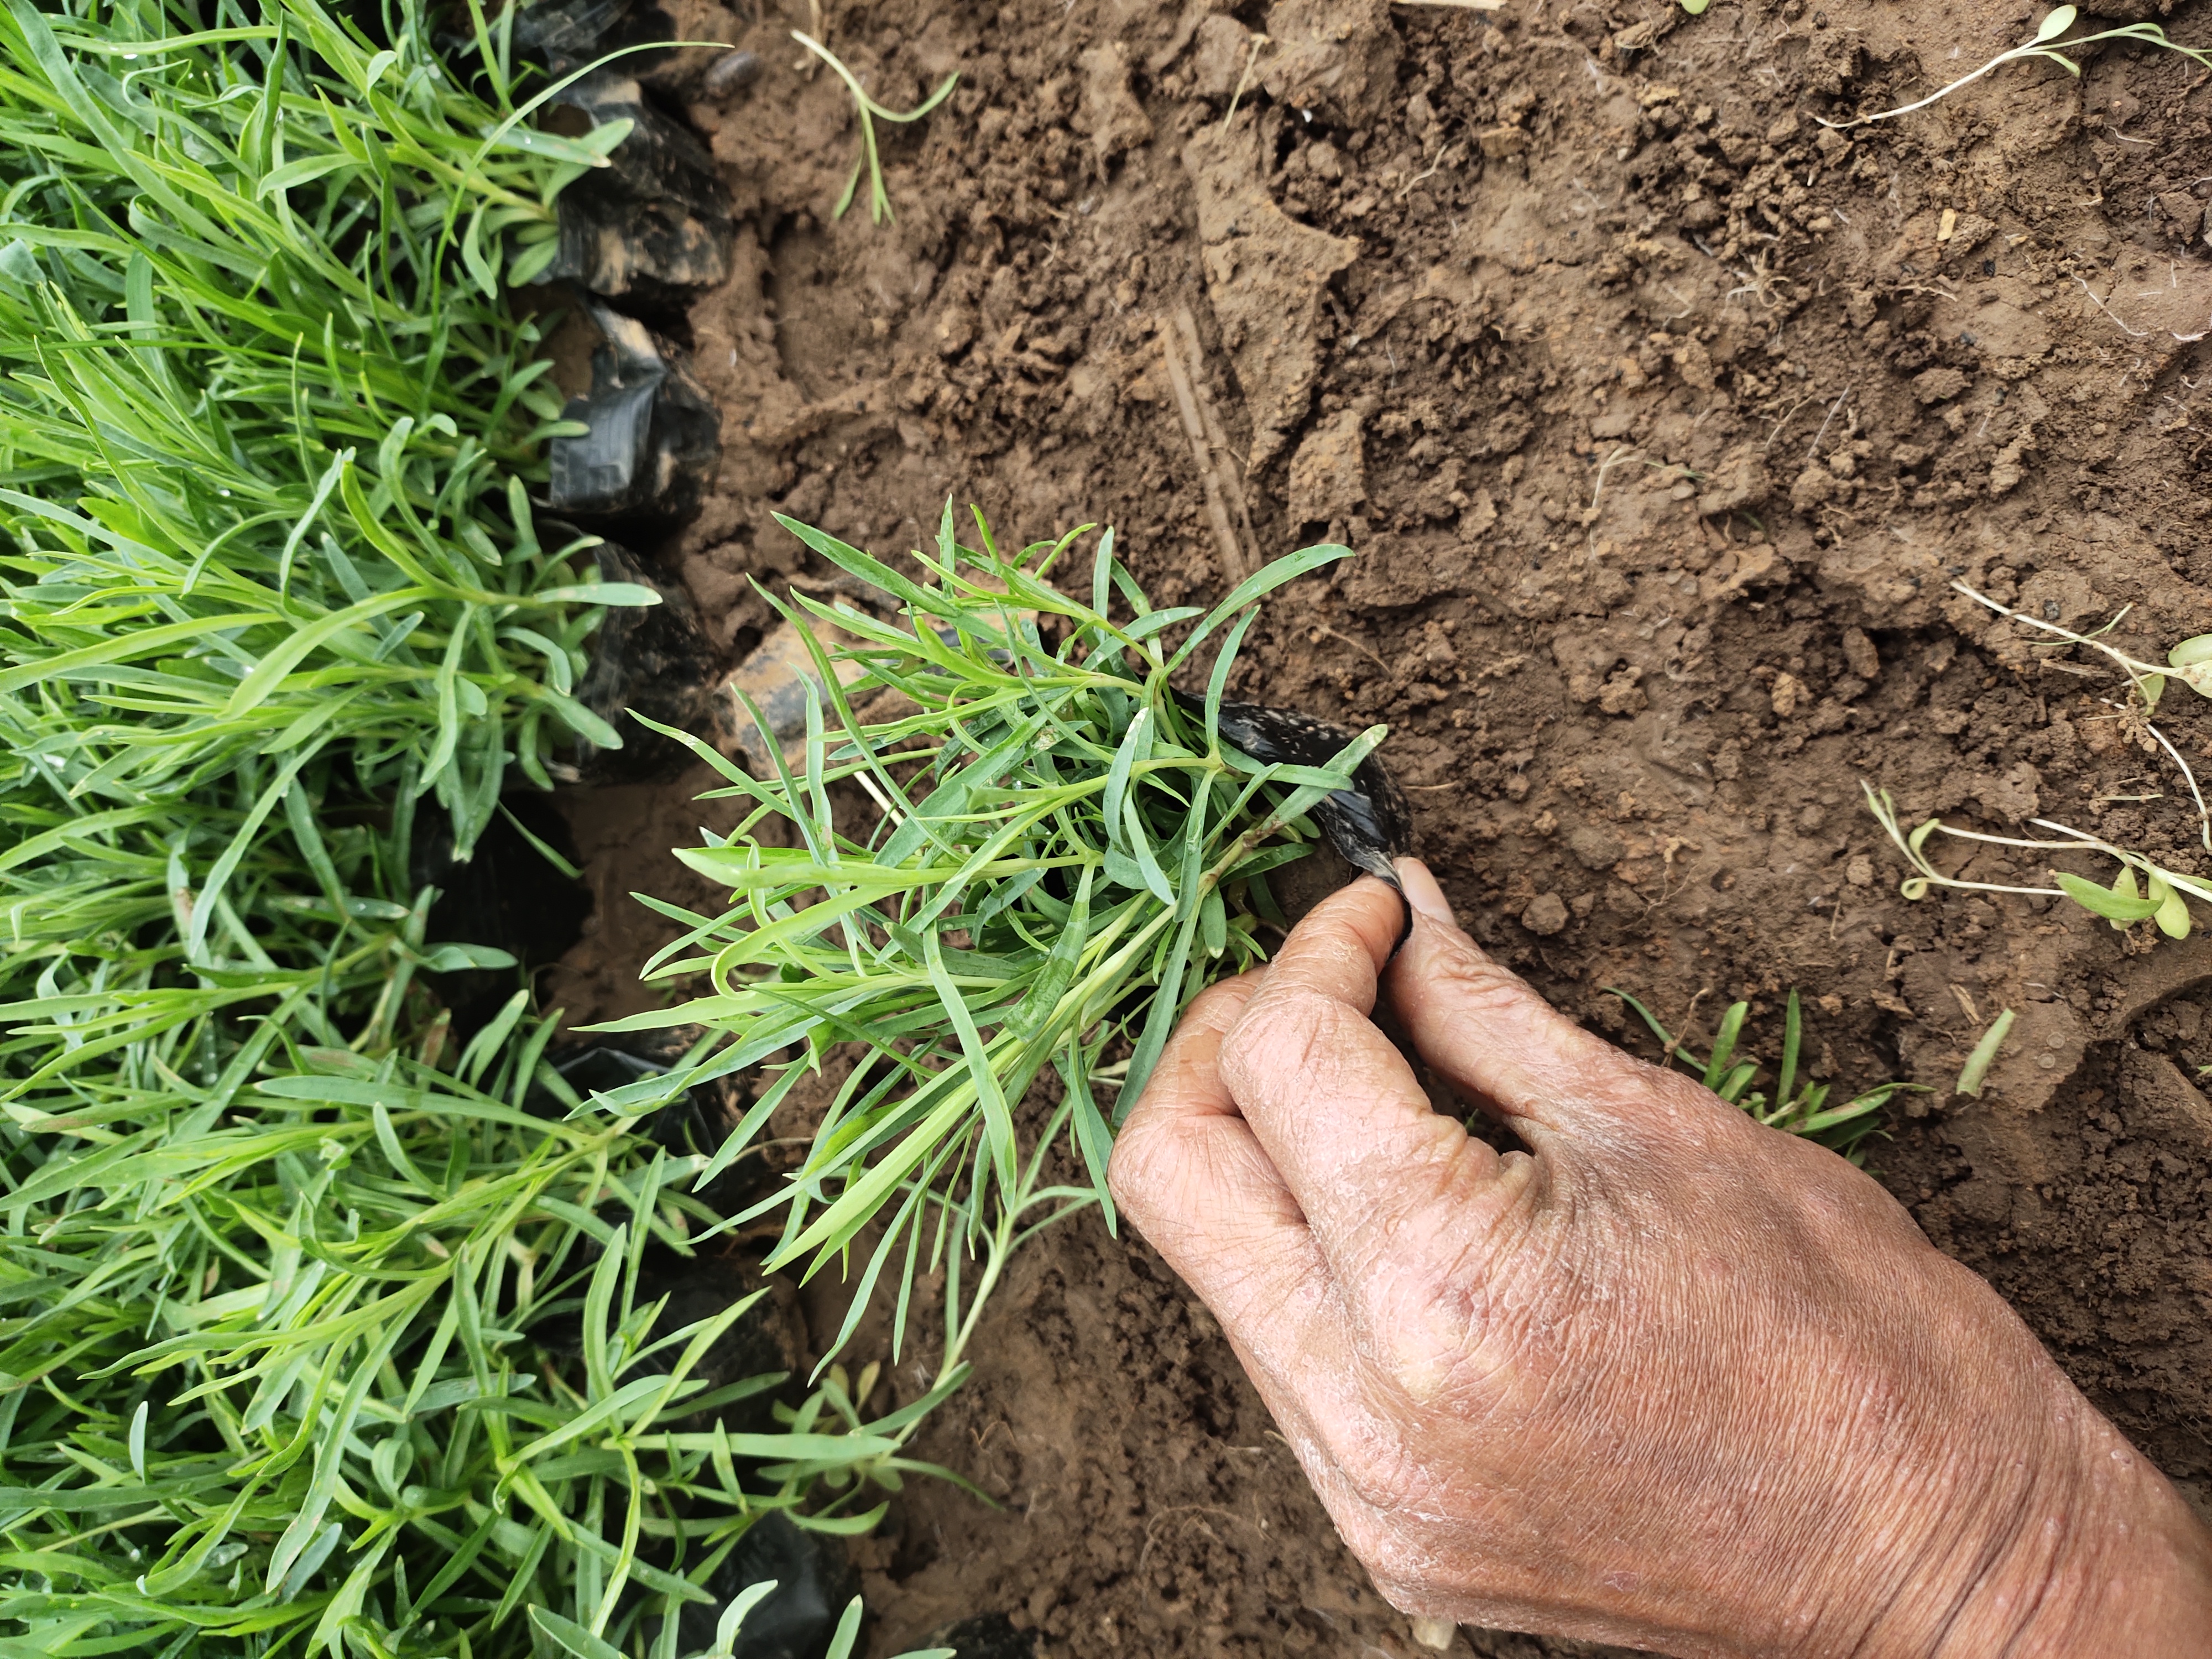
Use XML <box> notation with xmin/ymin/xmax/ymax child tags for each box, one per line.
<box><xmin>1217</xmin><ymin>876</ymin><xmax>1501</xmax><ymax>1271</ymax></box>
<box><xmin>1109</xmin><ymin>974</ymin><xmax>1347</xmax><ymax>1389</ymax></box>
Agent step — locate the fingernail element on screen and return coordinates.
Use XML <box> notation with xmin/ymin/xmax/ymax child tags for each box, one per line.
<box><xmin>1396</xmin><ymin>858</ymin><xmax>1455</xmax><ymax>926</ymax></box>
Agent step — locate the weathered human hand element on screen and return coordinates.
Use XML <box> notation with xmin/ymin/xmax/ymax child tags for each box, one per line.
<box><xmin>1108</xmin><ymin>861</ymin><xmax>2212</xmax><ymax>1657</ymax></box>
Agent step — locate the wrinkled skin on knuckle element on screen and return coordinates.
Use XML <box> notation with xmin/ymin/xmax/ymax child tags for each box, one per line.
<box><xmin>1107</xmin><ymin>1114</ymin><xmax>1245</xmax><ymax>1257</ymax></box>
<box><xmin>1589</xmin><ymin>1054</ymin><xmax>1765</xmax><ymax>1165</ymax></box>
<box><xmin>1103</xmin><ymin>1111</ymin><xmax>1173</xmax><ymax>1229</ymax></box>
<box><xmin>1766</xmin><ymin>1131</ymin><xmax>1931</xmax><ymax>1254</ymax></box>
<box><xmin>1351</xmin><ymin>1162</ymin><xmax>1577</xmax><ymax>1415</ymax></box>
<box><xmin>1218</xmin><ymin>985</ymin><xmax>1353</xmax><ymax>1100</ymax></box>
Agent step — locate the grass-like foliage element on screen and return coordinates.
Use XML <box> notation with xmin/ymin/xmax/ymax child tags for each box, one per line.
<box><xmin>1610</xmin><ymin>989</ymin><xmax>1914</xmax><ymax>1161</ymax></box>
<box><xmin>592</xmin><ymin>508</ymin><xmax>1369</xmax><ymax>1364</ymax></box>
<box><xmin>0</xmin><ymin>5</ymin><xmax>928</xmax><ymax>1654</ymax></box>
<box><xmin>0</xmin><ymin>0</ymin><xmax>655</xmax><ymax>868</ymax></box>
<box><xmin>0</xmin><ymin>1031</ymin><xmax>945</xmax><ymax>1657</ymax></box>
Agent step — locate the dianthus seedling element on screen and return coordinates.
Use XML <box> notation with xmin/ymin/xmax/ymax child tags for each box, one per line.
<box><xmin>792</xmin><ymin>32</ymin><xmax>958</xmax><ymax>225</ymax></box>
<box><xmin>1609</xmin><ymin>988</ymin><xmax>1916</xmax><ymax>1160</ymax></box>
<box><xmin>0</xmin><ymin>7</ymin><xmax>923</xmax><ymax>1651</ymax></box>
<box><xmin>1826</xmin><ymin>5</ymin><xmax>2212</xmax><ymax>129</ymax></box>
<box><xmin>588</xmin><ymin>507</ymin><xmax>1374</xmax><ymax>1367</ymax></box>
<box><xmin>0</xmin><ymin>0</ymin><xmax>657</xmax><ymax>863</ymax></box>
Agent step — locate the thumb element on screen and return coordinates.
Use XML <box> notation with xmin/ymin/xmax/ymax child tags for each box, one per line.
<box><xmin>1389</xmin><ymin>859</ymin><xmax>1655</xmax><ymax>1144</ymax></box>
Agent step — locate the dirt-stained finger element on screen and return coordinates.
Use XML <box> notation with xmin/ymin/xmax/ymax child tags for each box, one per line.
<box><xmin>1216</xmin><ymin>877</ymin><xmax>1504</xmax><ymax>1275</ymax></box>
<box><xmin>1110</xmin><ymin>973</ymin><xmax>1338</xmax><ymax>1371</ymax></box>
<box><xmin>1390</xmin><ymin>860</ymin><xmax>1695</xmax><ymax>1145</ymax></box>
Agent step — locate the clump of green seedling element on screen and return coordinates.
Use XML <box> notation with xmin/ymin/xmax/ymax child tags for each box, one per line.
<box><xmin>792</xmin><ymin>32</ymin><xmax>958</xmax><ymax>225</ymax></box>
<box><xmin>0</xmin><ymin>6</ymin><xmax>938</xmax><ymax>1654</ymax></box>
<box><xmin>0</xmin><ymin>0</ymin><xmax>657</xmax><ymax>865</ymax></box>
<box><xmin>1826</xmin><ymin>5</ymin><xmax>2212</xmax><ymax>129</ymax></box>
<box><xmin>1866</xmin><ymin>581</ymin><xmax>2212</xmax><ymax>944</ymax></box>
<box><xmin>589</xmin><ymin>507</ymin><xmax>1371</xmax><ymax>1366</ymax></box>
<box><xmin>1609</xmin><ymin>988</ymin><xmax>1917</xmax><ymax>1160</ymax></box>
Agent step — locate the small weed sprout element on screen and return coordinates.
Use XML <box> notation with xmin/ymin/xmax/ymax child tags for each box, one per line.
<box><xmin>1866</xmin><ymin>581</ymin><xmax>2212</xmax><ymax>943</ymax></box>
<box><xmin>1866</xmin><ymin>784</ymin><xmax>2212</xmax><ymax>941</ymax></box>
<box><xmin>792</xmin><ymin>32</ymin><xmax>958</xmax><ymax>225</ymax></box>
<box><xmin>1610</xmin><ymin>989</ymin><xmax>1918</xmax><ymax>1161</ymax></box>
<box><xmin>1826</xmin><ymin>5</ymin><xmax>2212</xmax><ymax>129</ymax></box>
<box><xmin>1955</xmin><ymin>1008</ymin><xmax>2017</xmax><ymax>1098</ymax></box>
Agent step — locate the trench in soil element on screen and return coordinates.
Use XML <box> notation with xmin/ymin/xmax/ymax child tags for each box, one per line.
<box><xmin>547</xmin><ymin>1</ymin><xmax>2212</xmax><ymax>1653</ymax></box>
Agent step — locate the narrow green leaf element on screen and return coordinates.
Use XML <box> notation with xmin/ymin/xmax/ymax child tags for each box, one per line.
<box><xmin>1956</xmin><ymin>1008</ymin><xmax>2017</xmax><ymax>1098</ymax></box>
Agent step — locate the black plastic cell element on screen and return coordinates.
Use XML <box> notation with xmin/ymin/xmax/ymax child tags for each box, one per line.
<box><xmin>509</xmin><ymin>0</ymin><xmax>675</xmax><ymax>73</ymax></box>
<box><xmin>547</xmin><ymin>74</ymin><xmax>734</xmax><ymax>307</ymax></box>
<box><xmin>547</xmin><ymin>304</ymin><xmax>721</xmax><ymax>529</ymax></box>
<box><xmin>679</xmin><ymin>1513</ymin><xmax>860</xmax><ymax>1659</ymax></box>
<box><xmin>409</xmin><ymin>791</ymin><xmax>591</xmax><ymax>1031</ymax></box>
<box><xmin>565</xmin><ymin>540</ymin><xmax>718</xmax><ymax>781</ymax></box>
<box><xmin>1171</xmin><ymin>692</ymin><xmax>1415</xmax><ymax>881</ymax></box>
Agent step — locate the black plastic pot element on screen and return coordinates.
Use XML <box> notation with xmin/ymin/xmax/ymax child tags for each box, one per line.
<box><xmin>636</xmin><ymin>1246</ymin><xmax>800</xmax><ymax>1407</ymax></box>
<box><xmin>409</xmin><ymin>791</ymin><xmax>591</xmax><ymax>1031</ymax></box>
<box><xmin>547</xmin><ymin>74</ymin><xmax>734</xmax><ymax>309</ymax></box>
<box><xmin>509</xmin><ymin>0</ymin><xmax>676</xmax><ymax>75</ymax></box>
<box><xmin>548</xmin><ymin>303</ymin><xmax>721</xmax><ymax>530</ymax></box>
<box><xmin>564</xmin><ymin>540</ymin><xmax>718</xmax><ymax>782</ymax></box>
<box><xmin>531</xmin><ymin>1040</ymin><xmax>776</xmax><ymax>1213</ymax></box>
<box><xmin>1170</xmin><ymin>692</ymin><xmax>1415</xmax><ymax>880</ymax></box>
<box><xmin>679</xmin><ymin>1512</ymin><xmax>860</xmax><ymax>1659</ymax></box>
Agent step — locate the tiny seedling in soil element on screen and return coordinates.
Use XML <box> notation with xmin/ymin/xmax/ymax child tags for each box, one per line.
<box><xmin>791</xmin><ymin>32</ymin><xmax>958</xmax><ymax>225</ymax></box>
<box><xmin>588</xmin><ymin>507</ymin><xmax>1393</xmax><ymax>1366</ymax></box>
<box><xmin>1825</xmin><ymin>5</ymin><xmax>2212</xmax><ymax>129</ymax></box>
<box><xmin>1867</xmin><ymin>782</ymin><xmax>2212</xmax><ymax>943</ymax></box>
<box><xmin>1609</xmin><ymin>989</ymin><xmax>1917</xmax><ymax>1161</ymax></box>
<box><xmin>1865</xmin><ymin>582</ymin><xmax>2212</xmax><ymax>946</ymax></box>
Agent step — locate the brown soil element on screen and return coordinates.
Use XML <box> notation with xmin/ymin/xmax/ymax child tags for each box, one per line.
<box><xmin>553</xmin><ymin>0</ymin><xmax>2212</xmax><ymax>1652</ymax></box>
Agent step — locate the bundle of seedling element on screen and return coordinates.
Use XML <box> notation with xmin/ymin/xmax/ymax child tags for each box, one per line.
<box><xmin>586</xmin><ymin>504</ymin><xmax>1937</xmax><ymax>1381</ymax></box>
<box><xmin>0</xmin><ymin>4</ymin><xmax>915</xmax><ymax>1655</ymax></box>
<box><xmin>586</xmin><ymin>509</ymin><xmax>1405</xmax><ymax>1368</ymax></box>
